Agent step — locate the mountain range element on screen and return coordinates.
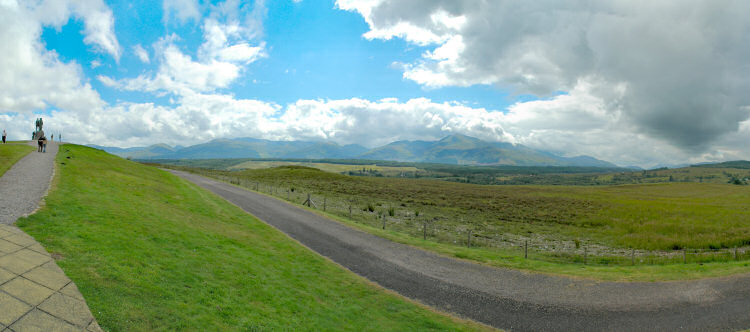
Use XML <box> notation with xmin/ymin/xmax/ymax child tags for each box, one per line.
<box><xmin>89</xmin><ymin>134</ymin><xmax>619</xmax><ymax>167</ymax></box>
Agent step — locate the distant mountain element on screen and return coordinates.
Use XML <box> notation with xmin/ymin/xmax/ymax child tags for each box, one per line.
<box><xmin>359</xmin><ymin>134</ymin><xmax>617</xmax><ymax>167</ymax></box>
<box><xmin>91</xmin><ymin>138</ymin><xmax>369</xmax><ymax>160</ymax></box>
<box><xmin>90</xmin><ymin>134</ymin><xmax>617</xmax><ymax>167</ymax></box>
<box><xmin>88</xmin><ymin>143</ymin><xmax>177</xmax><ymax>159</ymax></box>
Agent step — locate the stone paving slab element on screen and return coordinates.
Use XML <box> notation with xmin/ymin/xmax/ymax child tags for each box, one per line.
<box><xmin>0</xmin><ymin>224</ymin><xmax>102</xmax><ymax>331</ymax></box>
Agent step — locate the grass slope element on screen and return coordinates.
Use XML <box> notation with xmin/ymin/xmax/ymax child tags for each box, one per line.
<box><xmin>0</xmin><ymin>143</ymin><xmax>34</xmax><ymax>177</ymax></box>
<box><xmin>17</xmin><ymin>145</ymin><xmax>487</xmax><ymax>331</ymax></box>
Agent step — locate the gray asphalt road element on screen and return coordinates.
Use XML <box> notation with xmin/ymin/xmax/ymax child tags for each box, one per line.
<box><xmin>1</xmin><ymin>142</ymin><xmax>59</xmax><ymax>224</ymax></box>
<box><xmin>169</xmin><ymin>169</ymin><xmax>750</xmax><ymax>331</ymax></box>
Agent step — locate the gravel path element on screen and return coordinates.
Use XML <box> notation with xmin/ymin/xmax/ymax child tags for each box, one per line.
<box><xmin>1</xmin><ymin>142</ymin><xmax>58</xmax><ymax>224</ymax></box>
<box><xmin>170</xmin><ymin>170</ymin><xmax>750</xmax><ymax>331</ymax></box>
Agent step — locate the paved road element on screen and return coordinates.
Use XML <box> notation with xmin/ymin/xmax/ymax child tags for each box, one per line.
<box><xmin>170</xmin><ymin>170</ymin><xmax>750</xmax><ymax>331</ymax></box>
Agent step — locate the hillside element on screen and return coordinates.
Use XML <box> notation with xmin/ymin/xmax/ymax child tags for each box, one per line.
<box><xmin>93</xmin><ymin>134</ymin><xmax>616</xmax><ymax>167</ymax></box>
<box><xmin>17</xmin><ymin>145</ymin><xmax>485</xmax><ymax>331</ymax></box>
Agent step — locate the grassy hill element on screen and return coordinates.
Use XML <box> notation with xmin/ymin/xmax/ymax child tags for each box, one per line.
<box><xmin>17</xmin><ymin>145</ymin><xmax>487</xmax><ymax>331</ymax></box>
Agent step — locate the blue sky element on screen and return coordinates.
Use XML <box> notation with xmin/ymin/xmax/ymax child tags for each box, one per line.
<box><xmin>41</xmin><ymin>0</ymin><xmax>519</xmax><ymax>110</ymax></box>
<box><xmin>1</xmin><ymin>0</ymin><xmax>749</xmax><ymax>167</ymax></box>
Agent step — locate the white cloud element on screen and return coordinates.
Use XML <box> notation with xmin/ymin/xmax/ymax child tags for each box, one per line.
<box><xmin>133</xmin><ymin>44</ymin><xmax>149</xmax><ymax>63</ymax></box>
<box><xmin>162</xmin><ymin>0</ymin><xmax>201</xmax><ymax>24</ymax></box>
<box><xmin>338</xmin><ymin>0</ymin><xmax>750</xmax><ymax>152</ymax></box>
<box><xmin>109</xmin><ymin>2</ymin><xmax>266</xmax><ymax>96</ymax></box>
<box><xmin>0</xmin><ymin>0</ymin><xmax>106</xmax><ymax>115</ymax></box>
<box><xmin>33</xmin><ymin>0</ymin><xmax>121</xmax><ymax>60</ymax></box>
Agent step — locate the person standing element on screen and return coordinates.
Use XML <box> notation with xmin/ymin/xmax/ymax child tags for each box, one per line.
<box><xmin>51</xmin><ymin>134</ymin><xmax>54</xmax><ymax>143</ymax></box>
<box><xmin>2</xmin><ymin>129</ymin><xmax>5</xmax><ymax>144</ymax></box>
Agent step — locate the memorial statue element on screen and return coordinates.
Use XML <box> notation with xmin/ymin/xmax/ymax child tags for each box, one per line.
<box><xmin>33</xmin><ymin>118</ymin><xmax>45</xmax><ymax>140</ymax></box>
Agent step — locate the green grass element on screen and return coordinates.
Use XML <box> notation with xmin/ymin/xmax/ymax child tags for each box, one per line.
<box><xmin>17</xmin><ymin>145</ymin><xmax>488</xmax><ymax>331</ymax></box>
<box><xmin>0</xmin><ymin>143</ymin><xmax>34</xmax><ymax>177</ymax></box>
<box><xmin>161</xmin><ymin>166</ymin><xmax>750</xmax><ymax>281</ymax></box>
<box><xmin>175</xmin><ymin>166</ymin><xmax>750</xmax><ymax>250</ymax></box>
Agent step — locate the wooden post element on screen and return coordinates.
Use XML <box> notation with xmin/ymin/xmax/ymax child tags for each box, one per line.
<box><xmin>323</xmin><ymin>197</ymin><xmax>327</xmax><ymax>211</ymax></box>
<box><xmin>349</xmin><ymin>204</ymin><xmax>352</xmax><ymax>219</ymax></box>
<box><xmin>255</xmin><ymin>182</ymin><xmax>259</xmax><ymax>191</ymax></box>
<box><xmin>467</xmin><ymin>230</ymin><xmax>472</xmax><ymax>248</ymax></box>
<box><xmin>423</xmin><ymin>221</ymin><xmax>427</xmax><ymax>240</ymax></box>
<box><xmin>684</xmin><ymin>248</ymin><xmax>687</xmax><ymax>264</ymax></box>
<box><xmin>287</xmin><ymin>189</ymin><xmax>290</xmax><ymax>200</ymax></box>
<box><xmin>382</xmin><ymin>215</ymin><xmax>386</xmax><ymax>230</ymax></box>
<box><xmin>631</xmin><ymin>248</ymin><xmax>635</xmax><ymax>265</ymax></box>
<box><xmin>524</xmin><ymin>240</ymin><xmax>528</xmax><ymax>259</ymax></box>
<box><xmin>303</xmin><ymin>193</ymin><xmax>311</xmax><ymax>207</ymax></box>
<box><xmin>735</xmin><ymin>247</ymin><xmax>738</xmax><ymax>260</ymax></box>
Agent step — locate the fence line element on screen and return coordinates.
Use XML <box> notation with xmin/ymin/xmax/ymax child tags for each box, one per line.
<box><xmin>186</xmin><ymin>167</ymin><xmax>750</xmax><ymax>266</ymax></box>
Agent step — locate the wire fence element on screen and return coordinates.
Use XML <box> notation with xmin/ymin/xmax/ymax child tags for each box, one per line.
<box><xmin>178</xmin><ymin>166</ymin><xmax>750</xmax><ymax>266</ymax></box>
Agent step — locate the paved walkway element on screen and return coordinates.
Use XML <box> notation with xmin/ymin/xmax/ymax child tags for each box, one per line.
<box><xmin>0</xmin><ymin>142</ymin><xmax>101</xmax><ymax>331</ymax></box>
<box><xmin>171</xmin><ymin>169</ymin><xmax>750</xmax><ymax>332</ymax></box>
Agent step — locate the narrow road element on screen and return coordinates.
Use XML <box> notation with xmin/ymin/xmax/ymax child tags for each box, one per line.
<box><xmin>170</xmin><ymin>169</ymin><xmax>750</xmax><ymax>331</ymax></box>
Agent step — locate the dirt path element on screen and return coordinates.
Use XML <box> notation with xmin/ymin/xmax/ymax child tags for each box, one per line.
<box><xmin>170</xmin><ymin>169</ymin><xmax>750</xmax><ymax>331</ymax></box>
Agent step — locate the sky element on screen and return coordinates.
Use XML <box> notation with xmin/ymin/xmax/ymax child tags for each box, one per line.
<box><xmin>1</xmin><ymin>0</ymin><xmax>749</xmax><ymax>168</ymax></box>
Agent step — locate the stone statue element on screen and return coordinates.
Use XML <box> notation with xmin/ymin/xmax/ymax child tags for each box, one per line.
<box><xmin>33</xmin><ymin>118</ymin><xmax>45</xmax><ymax>140</ymax></box>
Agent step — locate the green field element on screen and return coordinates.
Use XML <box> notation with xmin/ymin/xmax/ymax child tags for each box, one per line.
<box><xmin>153</xmin><ymin>165</ymin><xmax>750</xmax><ymax>280</ymax></box>
<box><xmin>172</xmin><ymin>166</ymin><xmax>750</xmax><ymax>250</ymax></box>
<box><xmin>0</xmin><ymin>143</ymin><xmax>34</xmax><ymax>177</ymax></box>
<box><xmin>17</xmin><ymin>145</ymin><xmax>488</xmax><ymax>331</ymax></box>
<box><xmin>228</xmin><ymin>160</ymin><xmax>419</xmax><ymax>176</ymax></box>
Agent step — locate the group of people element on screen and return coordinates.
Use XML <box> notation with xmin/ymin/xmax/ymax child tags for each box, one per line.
<box><xmin>37</xmin><ymin>133</ymin><xmax>55</xmax><ymax>153</ymax></box>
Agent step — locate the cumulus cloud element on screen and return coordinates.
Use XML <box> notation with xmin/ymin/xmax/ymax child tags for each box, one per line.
<box><xmin>162</xmin><ymin>0</ymin><xmax>201</xmax><ymax>24</ymax></box>
<box><xmin>34</xmin><ymin>0</ymin><xmax>121</xmax><ymax>60</ymax></box>
<box><xmin>0</xmin><ymin>0</ymin><xmax>107</xmax><ymax>114</ymax></box>
<box><xmin>133</xmin><ymin>44</ymin><xmax>149</xmax><ymax>63</ymax></box>
<box><xmin>337</xmin><ymin>0</ymin><xmax>750</xmax><ymax>151</ymax></box>
<box><xmin>107</xmin><ymin>1</ymin><xmax>266</xmax><ymax>95</ymax></box>
<box><xmin>4</xmin><ymin>93</ymin><xmax>748</xmax><ymax>168</ymax></box>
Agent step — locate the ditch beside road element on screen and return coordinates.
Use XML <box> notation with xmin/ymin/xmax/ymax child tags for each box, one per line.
<box><xmin>170</xmin><ymin>169</ymin><xmax>750</xmax><ymax>331</ymax></box>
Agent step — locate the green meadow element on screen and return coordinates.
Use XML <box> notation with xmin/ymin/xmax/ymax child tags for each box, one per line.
<box><xmin>161</xmin><ymin>165</ymin><xmax>750</xmax><ymax>281</ymax></box>
<box><xmin>17</xmin><ymin>145</ymin><xmax>488</xmax><ymax>331</ymax></box>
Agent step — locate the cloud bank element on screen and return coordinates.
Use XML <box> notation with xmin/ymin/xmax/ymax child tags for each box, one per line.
<box><xmin>337</xmin><ymin>0</ymin><xmax>750</xmax><ymax>151</ymax></box>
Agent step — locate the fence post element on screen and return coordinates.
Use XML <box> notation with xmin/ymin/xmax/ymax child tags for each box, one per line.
<box><xmin>524</xmin><ymin>240</ymin><xmax>528</xmax><ymax>259</ymax></box>
<box><xmin>735</xmin><ymin>247</ymin><xmax>738</xmax><ymax>260</ymax></box>
<box><xmin>467</xmin><ymin>230</ymin><xmax>472</xmax><ymax>248</ymax></box>
<box><xmin>584</xmin><ymin>247</ymin><xmax>588</xmax><ymax>265</ymax></box>
<box><xmin>382</xmin><ymin>215</ymin><xmax>386</xmax><ymax>230</ymax></box>
<box><xmin>287</xmin><ymin>189</ymin><xmax>290</xmax><ymax>200</ymax></box>
<box><xmin>684</xmin><ymin>248</ymin><xmax>687</xmax><ymax>264</ymax></box>
<box><xmin>631</xmin><ymin>248</ymin><xmax>635</xmax><ymax>265</ymax></box>
<box><xmin>323</xmin><ymin>197</ymin><xmax>327</xmax><ymax>211</ymax></box>
<box><xmin>349</xmin><ymin>204</ymin><xmax>352</xmax><ymax>219</ymax></box>
<box><xmin>423</xmin><ymin>221</ymin><xmax>427</xmax><ymax>240</ymax></box>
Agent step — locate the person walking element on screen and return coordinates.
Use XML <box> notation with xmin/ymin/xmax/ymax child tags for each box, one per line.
<box><xmin>42</xmin><ymin>136</ymin><xmax>47</xmax><ymax>153</ymax></box>
<box><xmin>2</xmin><ymin>129</ymin><xmax>5</xmax><ymax>144</ymax></box>
<box><xmin>51</xmin><ymin>134</ymin><xmax>54</xmax><ymax>143</ymax></box>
